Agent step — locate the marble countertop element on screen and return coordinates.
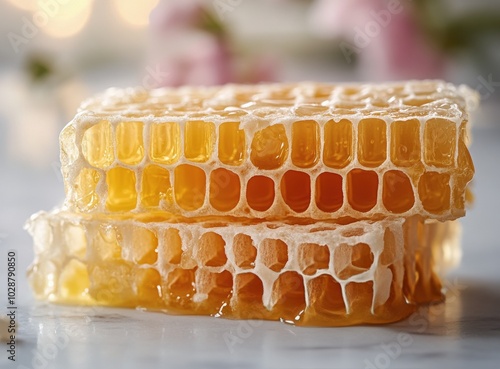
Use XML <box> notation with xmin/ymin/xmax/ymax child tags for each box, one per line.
<box><xmin>1</xmin><ymin>106</ymin><xmax>500</xmax><ymax>369</ymax></box>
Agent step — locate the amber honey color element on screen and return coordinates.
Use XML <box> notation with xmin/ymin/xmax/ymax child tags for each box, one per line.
<box><xmin>75</xmin><ymin>118</ymin><xmax>468</xmax><ymax>215</ymax></box>
<box><xmin>27</xmin><ymin>213</ymin><xmax>452</xmax><ymax>326</ymax></box>
<box><xmin>30</xmin><ymin>81</ymin><xmax>477</xmax><ymax>326</ymax></box>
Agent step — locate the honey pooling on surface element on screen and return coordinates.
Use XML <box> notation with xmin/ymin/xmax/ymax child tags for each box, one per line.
<box><xmin>30</xmin><ymin>80</ymin><xmax>478</xmax><ymax>326</ymax></box>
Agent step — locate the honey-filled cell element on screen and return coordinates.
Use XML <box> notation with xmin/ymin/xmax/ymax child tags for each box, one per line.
<box><xmin>116</xmin><ymin>121</ymin><xmax>144</xmax><ymax>165</ymax></box>
<box><xmin>347</xmin><ymin>169</ymin><xmax>378</xmax><ymax>212</ymax></box>
<box><xmin>81</xmin><ymin>120</ymin><xmax>114</xmax><ymax>169</ymax></box>
<box><xmin>424</xmin><ymin>118</ymin><xmax>456</xmax><ymax>167</ymax></box>
<box><xmin>382</xmin><ymin>170</ymin><xmax>414</xmax><ymax>213</ymax></box>
<box><xmin>218</xmin><ymin>122</ymin><xmax>245</xmax><ymax>166</ymax></box>
<box><xmin>291</xmin><ymin>120</ymin><xmax>320</xmax><ymax>168</ymax></box>
<box><xmin>162</xmin><ymin>228</ymin><xmax>183</xmax><ymax>265</ymax></box>
<box><xmin>141</xmin><ymin>165</ymin><xmax>172</xmax><ymax>208</ymax></box>
<box><xmin>106</xmin><ymin>167</ymin><xmax>137</xmax><ymax>212</ymax></box>
<box><xmin>150</xmin><ymin>122</ymin><xmax>181</xmax><ymax>165</ymax></box>
<box><xmin>390</xmin><ymin>119</ymin><xmax>421</xmax><ymax>167</ymax></box>
<box><xmin>234</xmin><ymin>273</ymin><xmax>263</xmax><ymax>304</ymax></box>
<box><xmin>323</xmin><ymin>119</ymin><xmax>353</xmax><ymax>169</ymax></box>
<box><xmin>280</xmin><ymin>170</ymin><xmax>311</xmax><ymax>213</ymax></box>
<box><xmin>307</xmin><ymin>274</ymin><xmax>346</xmax><ymax>316</ymax></box>
<box><xmin>74</xmin><ymin>168</ymin><xmax>100</xmax><ymax>211</ymax></box>
<box><xmin>315</xmin><ymin>172</ymin><xmax>343</xmax><ymax>212</ymax></box>
<box><xmin>418</xmin><ymin>172</ymin><xmax>451</xmax><ymax>213</ymax></box>
<box><xmin>246</xmin><ymin>176</ymin><xmax>275</xmax><ymax>212</ymax></box>
<box><xmin>358</xmin><ymin>118</ymin><xmax>387</xmax><ymax>167</ymax></box>
<box><xmin>184</xmin><ymin>121</ymin><xmax>215</xmax><ymax>163</ymax></box>
<box><xmin>174</xmin><ymin>164</ymin><xmax>206</xmax><ymax>211</ymax></box>
<box><xmin>250</xmin><ymin>124</ymin><xmax>289</xmax><ymax>170</ymax></box>
<box><xmin>209</xmin><ymin>168</ymin><xmax>241</xmax><ymax>211</ymax></box>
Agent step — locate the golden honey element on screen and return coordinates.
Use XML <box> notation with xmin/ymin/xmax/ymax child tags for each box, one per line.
<box><xmin>30</xmin><ymin>81</ymin><xmax>477</xmax><ymax>326</ymax></box>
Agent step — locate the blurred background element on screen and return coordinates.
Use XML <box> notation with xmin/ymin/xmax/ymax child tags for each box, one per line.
<box><xmin>0</xmin><ymin>0</ymin><xmax>499</xmax><ymax>305</ymax></box>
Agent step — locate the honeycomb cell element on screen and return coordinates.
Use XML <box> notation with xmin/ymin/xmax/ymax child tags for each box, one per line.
<box><xmin>280</xmin><ymin>170</ymin><xmax>311</xmax><ymax>213</ymax></box>
<box><xmin>58</xmin><ymin>259</ymin><xmax>90</xmax><ymax>300</ymax></box>
<box><xmin>347</xmin><ymin>169</ymin><xmax>378</xmax><ymax>212</ymax></box>
<box><xmin>246</xmin><ymin>176</ymin><xmax>275</xmax><ymax>212</ymax></box>
<box><xmin>74</xmin><ymin>168</ymin><xmax>100</xmax><ymax>211</ymax></box>
<box><xmin>232</xmin><ymin>234</ymin><xmax>257</xmax><ymax>269</ymax></box>
<box><xmin>81</xmin><ymin>120</ymin><xmax>114</xmax><ymax>169</ymax></box>
<box><xmin>162</xmin><ymin>228</ymin><xmax>183</xmax><ymax>265</ymax></box>
<box><xmin>334</xmin><ymin>243</ymin><xmax>374</xmax><ymax>280</ymax></box>
<box><xmin>218</xmin><ymin>122</ymin><xmax>245</xmax><ymax>166</ymax></box>
<box><xmin>150</xmin><ymin>123</ymin><xmax>181</xmax><ymax>165</ymax></box>
<box><xmin>307</xmin><ymin>275</ymin><xmax>346</xmax><ymax>316</ymax></box>
<box><xmin>358</xmin><ymin>118</ymin><xmax>387</xmax><ymax>167</ymax></box>
<box><xmin>196</xmin><ymin>232</ymin><xmax>227</xmax><ymax>267</ymax></box>
<box><xmin>89</xmin><ymin>262</ymin><xmax>133</xmax><ymax>305</ymax></box>
<box><xmin>209</xmin><ymin>168</ymin><xmax>240</xmax><ymax>212</ymax></box>
<box><xmin>380</xmin><ymin>229</ymin><xmax>397</xmax><ymax>266</ymax></box>
<box><xmin>298</xmin><ymin>243</ymin><xmax>330</xmax><ymax>275</ymax></box>
<box><xmin>259</xmin><ymin>239</ymin><xmax>288</xmax><ymax>272</ymax></box>
<box><xmin>116</xmin><ymin>121</ymin><xmax>144</xmax><ymax>165</ymax></box>
<box><xmin>403</xmin><ymin>97</ymin><xmax>433</xmax><ymax>106</ymax></box>
<box><xmin>63</xmin><ymin>224</ymin><xmax>87</xmax><ymax>259</ymax></box>
<box><xmin>291</xmin><ymin>120</ymin><xmax>320</xmax><ymax>168</ymax></box>
<box><xmin>418</xmin><ymin>172</ymin><xmax>451</xmax><ymax>213</ymax></box>
<box><xmin>323</xmin><ymin>119</ymin><xmax>353</xmax><ymax>169</ymax></box>
<box><xmin>390</xmin><ymin>119</ymin><xmax>421</xmax><ymax>167</ymax></box>
<box><xmin>196</xmin><ymin>269</ymin><xmax>233</xmax><ymax>301</ymax></box>
<box><xmin>424</xmin><ymin>118</ymin><xmax>456</xmax><ymax>167</ymax></box>
<box><xmin>135</xmin><ymin>268</ymin><xmax>162</xmax><ymax>305</ymax></box>
<box><xmin>454</xmin><ymin>137</ymin><xmax>475</xmax><ymax>210</ymax></box>
<box><xmin>345</xmin><ymin>281</ymin><xmax>374</xmax><ymax>314</ymax></box>
<box><xmin>382</xmin><ymin>170</ymin><xmax>415</xmax><ymax>213</ymax></box>
<box><xmin>106</xmin><ymin>167</ymin><xmax>137</xmax><ymax>212</ymax></box>
<box><xmin>250</xmin><ymin>124</ymin><xmax>289</xmax><ymax>169</ymax></box>
<box><xmin>234</xmin><ymin>273</ymin><xmax>264</xmax><ymax>304</ymax></box>
<box><xmin>185</xmin><ymin>121</ymin><xmax>215</xmax><ymax>163</ymax></box>
<box><xmin>315</xmin><ymin>172</ymin><xmax>343</xmax><ymax>212</ymax></box>
<box><xmin>174</xmin><ymin>164</ymin><xmax>206</xmax><ymax>211</ymax></box>
<box><xmin>141</xmin><ymin>165</ymin><xmax>172</xmax><ymax>208</ymax></box>
<box><xmin>165</xmin><ymin>268</ymin><xmax>196</xmax><ymax>302</ymax></box>
<box><xmin>128</xmin><ymin>227</ymin><xmax>158</xmax><ymax>265</ymax></box>
<box><xmin>271</xmin><ymin>271</ymin><xmax>306</xmax><ymax>320</ymax></box>
<box><xmin>90</xmin><ymin>224</ymin><xmax>122</xmax><ymax>261</ymax></box>
<box><xmin>60</xmin><ymin>125</ymin><xmax>78</xmax><ymax>166</ymax></box>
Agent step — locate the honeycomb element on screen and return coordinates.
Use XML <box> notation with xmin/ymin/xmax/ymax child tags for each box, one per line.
<box><xmin>28</xmin><ymin>80</ymin><xmax>477</xmax><ymax>326</ymax></box>
<box><xmin>61</xmin><ymin>81</ymin><xmax>476</xmax><ymax>220</ymax></box>
<box><xmin>27</xmin><ymin>211</ymin><xmax>455</xmax><ymax>326</ymax></box>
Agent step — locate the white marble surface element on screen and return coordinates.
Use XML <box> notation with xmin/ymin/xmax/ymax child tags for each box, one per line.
<box><xmin>1</xmin><ymin>103</ymin><xmax>500</xmax><ymax>369</ymax></box>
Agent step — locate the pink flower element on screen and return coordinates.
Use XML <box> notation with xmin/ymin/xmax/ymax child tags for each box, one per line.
<box><xmin>147</xmin><ymin>32</ymin><xmax>233</xmax><ymax>87</ymax></box>
<box><xmin>368</xmin><ymin>9</ymin><xmax>446</xmax><ymax>80</ymax></box>
<box><xmin>147</xmin><ymin>0</ymin><xmax>278</xmax><ymax>86</ymax></box>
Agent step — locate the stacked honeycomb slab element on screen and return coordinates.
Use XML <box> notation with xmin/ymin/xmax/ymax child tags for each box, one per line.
<box><xmin>27</xmin><ymin>80</ymin><xmax>477</xmax><ymax>326</ymax></box>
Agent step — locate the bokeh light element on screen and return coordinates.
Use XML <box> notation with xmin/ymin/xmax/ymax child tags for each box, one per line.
<box><xmin>6</xmin><ymin>0</ymin><xmax>37</xmax><ymax>11</ymax></box>
<box><xmin>37</xmin><ymin>0</ymin><xmax>94</xmax><ymax>38</ymax></box>
<box><xmin>112</xmin><ymin>0</ymin><xmax>159</xmax><ymax>27</ymax></box>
